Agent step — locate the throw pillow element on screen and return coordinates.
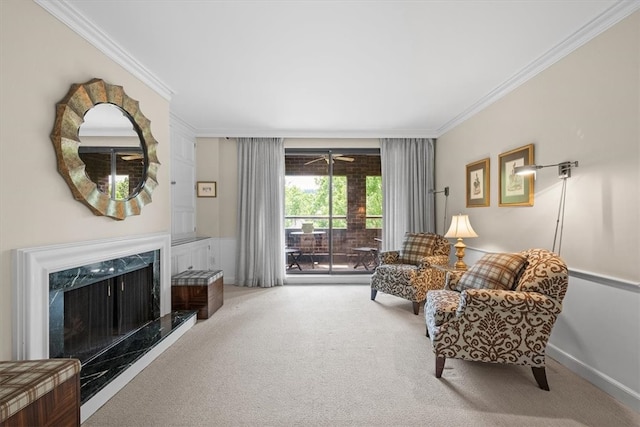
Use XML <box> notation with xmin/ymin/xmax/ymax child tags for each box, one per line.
<box><xmin>399</xmin><ymin>233</ymin><xmax>437</xmax><ymax>265</ymax></box>
<box><xmin>456</xmin><ymin>252</ymin><xmax>528</xmax><ymax>292</ymax></box>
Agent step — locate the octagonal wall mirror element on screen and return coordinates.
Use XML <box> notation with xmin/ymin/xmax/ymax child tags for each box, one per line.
<box><xmin>51</xmin><ymin>78</ymin><xmax>160</xmax><ymax>220</ymax></box>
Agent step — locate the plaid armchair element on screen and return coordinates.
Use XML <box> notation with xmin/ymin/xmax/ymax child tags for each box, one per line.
<box><xmin>370</xmin><ymin>232</ymin><xmax>450</xmax><ymax>315</ymax></box>
<box><xmin>425</xmin><ymin>249</ymin><xmax>568</xmax><ymax>390</ymax></box>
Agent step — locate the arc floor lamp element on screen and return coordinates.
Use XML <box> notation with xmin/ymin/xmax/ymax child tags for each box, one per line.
<box><xmin>515</xmin><ymin>160</ymin><xmax>579</xmax><ymax>255</ymax></box>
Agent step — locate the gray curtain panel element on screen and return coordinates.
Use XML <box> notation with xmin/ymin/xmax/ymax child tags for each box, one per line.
<box><xmin>236</xmin><ymin>137</ymin><xmax>285</xmax><ymax>287</ymax></box>
<box><xmin>380</xmin><ymin>138</ymin><xmax>436</xmax><ymax>251</ymax></box>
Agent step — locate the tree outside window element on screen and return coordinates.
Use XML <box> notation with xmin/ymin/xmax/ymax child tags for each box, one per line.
<box><xmin>108</xmin><ymin>175</ymin><xmax>130</xmax><ymax>200</ymax></box>
<box><xmin>366</xmin><ymin>176</ymin><xmax>382</xmax><ymax>229</ymax></box>
<box><xmin>285</xmin><ymin>176</ymin><xmax>347</xmax><ymax>229</ymax></box>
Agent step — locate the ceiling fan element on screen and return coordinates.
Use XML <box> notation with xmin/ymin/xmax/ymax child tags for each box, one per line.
<box><xmin>120</xmin><ymin>152</ymin><xmax>145</xmax><ymax>161</ymax></box>
<box><xmin>304</xmin><ymin>154</ymin><xmax>355</xmax><ymax>166</ymax></box>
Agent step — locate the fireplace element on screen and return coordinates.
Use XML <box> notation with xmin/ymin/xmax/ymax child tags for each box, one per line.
<box><xmin>13</xmin><ymin>233</ymin><xmax>198</xmax><ymax>422</ymax></box>
<box><xmin>13</xmin><ymin>233</ymin><xmax>171</xmax><ymax>360</ymax></box>
<box><xmin>48</xmin><ymin>250</ymin><xmax>160</xmax><ymax>364</ymax></box>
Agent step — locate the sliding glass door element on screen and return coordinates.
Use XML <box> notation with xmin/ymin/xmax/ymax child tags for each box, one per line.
<box><xmin>284</xmin><ymin>149</ymin><xmax>381</xmax><ymax>274</ymax></box>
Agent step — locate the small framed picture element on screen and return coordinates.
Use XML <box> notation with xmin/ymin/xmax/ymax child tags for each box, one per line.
<box><xmin>466</xmin><ymin>158</ymin><xmax>490</xmax><ymax>207</ymax></box>
<box><xmin>498</xmin><ymin>144</ymin><xmax>534</xmax><ymax>207</ymax></box>
<box><xmin>197</xmin><ymin>181</ymin><xmax>217</xmax><ymax>198</ymax></box>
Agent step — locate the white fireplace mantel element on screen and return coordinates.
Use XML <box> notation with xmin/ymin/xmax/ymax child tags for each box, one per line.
<box><xmin>13</xmin><ymin>232</ymin><xmax>171</xmax><ymax>360</ymax></box>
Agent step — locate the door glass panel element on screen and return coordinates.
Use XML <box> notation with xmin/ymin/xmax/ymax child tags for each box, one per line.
<box><xmin>366</xmin><ymin>176</ymin><xmax>382</xmax><ymax>229</ymax></box>
<box><xmin>285</xmin><ymin>150</ymin><xmax>381</xmax><ymax>275</ymax></box>
<box><xmin>285</xmin><ymin>154</ymin><xmax>329</xmax><ymax>272</ymax></box>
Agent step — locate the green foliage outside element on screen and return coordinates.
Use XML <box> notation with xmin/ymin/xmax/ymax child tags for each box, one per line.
<box><xmin>366</xmin><ymin>176</ymin><xmax>382</xmax><ymax>229</ymax></box>
<box><xmin>109</xmin><ymin>176</ymin><xmax>130</xmax><ymax>200</ymax></box>
<box><xmin>285</xmin><ymin>176</ymin><xmax>346</xmax><ymax>228</ymax></box>
<box><xmin>116</xmin><ymin>177</ymin><xmax>130</xmax><ymax>199</ymax></box>
<box><xmin>285</xmin><ymin>175</ymin><xmax>383</xmax><ymax>230</ymax></box>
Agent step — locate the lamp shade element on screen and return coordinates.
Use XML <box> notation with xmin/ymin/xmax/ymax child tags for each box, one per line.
<box><xmin>444</xmin><ymin>214</ymin><xmax>478</xmax><ymax>239</ymax></box>
<box><xmin>514</xmin><ymin>165</ymin><xmax>542</xmax><ymax>175</ymax></box>
<box><xmin>514</xmin><ymin>161</ymin><xmax>578</xmax><ymax>178</ymax></box>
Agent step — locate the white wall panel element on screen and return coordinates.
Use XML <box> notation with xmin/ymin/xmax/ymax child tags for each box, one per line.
<box><xmin>170</xmin><ymin>116</ymin><xmax>197</xmax><ymax>240</ymax></box>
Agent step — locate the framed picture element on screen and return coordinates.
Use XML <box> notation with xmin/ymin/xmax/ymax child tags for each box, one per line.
<box><xmin>197</xmin><ymin>181</ymin><xmax>217</xmax><ymax>198</ymax></box>
<box><xmin>498</xmin><ymin>144</ymin><xmax>534</xmax><ymax>206</ymax></box>
<box><xmin>466</xmin><ymin>158</ymin><xmax>490</xmax><ymax>207</ymax></box>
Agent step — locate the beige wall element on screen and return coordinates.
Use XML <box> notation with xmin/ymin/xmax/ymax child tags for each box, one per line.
<box><xmin>0</xmin><ymin>1</ymin><xmax>171</xmax><ymax>359</ymax></box>
<box><xmin>436</xmin><ymin>11</ymin><xmax>639</xmax><ymax>283</ymax></box>
<box><xmin>195</xmin><ymin>137</ymin><xmax>236</xmax><ymax>238</ymax></box>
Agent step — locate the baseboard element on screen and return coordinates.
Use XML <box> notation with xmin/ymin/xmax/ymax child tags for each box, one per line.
<box><xmin>546</xmin><ymin>343</ymin><xmax>640</xmax><ymax>412</ymax></box>
<box><xmin>284</xmin><ymin>274</ymin><xmax>371</xmax><ymax>285</ymax></box>
<box><xmin>80</xmin><ymin>314</ymin><xmax>197</xmax><ymax>423</ymax></box>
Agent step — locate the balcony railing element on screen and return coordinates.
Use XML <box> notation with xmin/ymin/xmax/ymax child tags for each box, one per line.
<box><xmin>284</xmin><ymin>215</ymin><xmax>381</xmax><ymax>273</ymax></box>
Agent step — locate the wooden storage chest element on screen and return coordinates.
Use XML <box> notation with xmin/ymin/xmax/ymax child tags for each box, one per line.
<box><xmin>171</xmin><ymin>269</ymin><xmax>223</xmax><ymax>319</ymax></box>
<box><xmin>0</xmin><ymin>358</ymin><xmax>81</xmax><ymax>427</ymax></box>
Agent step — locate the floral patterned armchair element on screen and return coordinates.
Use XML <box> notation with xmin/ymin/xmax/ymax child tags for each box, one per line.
<box><xmin>425</xmin><ymin>249</ymin><xmax>568</xmax><ymax>390</ymax></box>
<box><xmin>370</xmin><ymin>232</ymin><xmax>450</xmax><ymax>315</ymax></box>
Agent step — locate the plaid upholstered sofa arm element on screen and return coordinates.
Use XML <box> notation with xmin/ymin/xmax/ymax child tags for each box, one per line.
<box><xmin>379</xmin><ymin>250</ymin><xmax>400</xmax><ymax>264</ymax></box>
<box><xmin>458</xmin><ymin>288</ymin><xmax>563</xmax><ymax>315</ymax></box>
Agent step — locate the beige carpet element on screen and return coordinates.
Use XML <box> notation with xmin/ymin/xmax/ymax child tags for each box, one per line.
<box><xmin>83</xmin><ymin>284</ymin><xmax>639</xmax><ymax>427</ymax></box>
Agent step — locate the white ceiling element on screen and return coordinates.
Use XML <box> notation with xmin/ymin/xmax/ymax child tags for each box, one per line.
<box><xmin>41</xmin><ymin>1</ymin><xmax>636</xmax><ymax>138</ymax></box>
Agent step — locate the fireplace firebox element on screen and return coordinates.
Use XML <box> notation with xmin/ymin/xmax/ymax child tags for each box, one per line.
<box><xmin>48</xmin><ymin>250</ymin><xmax>160</xmax><ymax>363</ymax></box>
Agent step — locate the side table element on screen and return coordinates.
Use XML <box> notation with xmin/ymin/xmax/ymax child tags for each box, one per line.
<box><xmin>352</xmin><ymin>247</ymin><xmax>379</xmax><ymax>270</ymax></box>
<box><xmin>285</xmin><ymin>248</ymin><xmax>302</xmax><ymax>270</ymax></box>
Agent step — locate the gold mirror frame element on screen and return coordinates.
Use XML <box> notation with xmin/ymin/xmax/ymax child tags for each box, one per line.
<box><xmin>51</xmin><ymin>78</ymin><xmax>160</xmax><ymax>220</ymax></box>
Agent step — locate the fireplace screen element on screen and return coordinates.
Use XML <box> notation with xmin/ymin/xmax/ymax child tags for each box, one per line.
<box><xmin>49</xmin><ymin>250</ymin><xmax>160</xmax><ymax>363</ymax></box>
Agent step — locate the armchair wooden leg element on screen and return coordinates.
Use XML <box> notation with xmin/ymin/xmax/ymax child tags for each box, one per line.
<box><xmin>371</xmin><ymin>289</ymin><xmax>377</xmax><ymax>300</ymax></box>
<box><xmin>531</xmin><ymin>366</ymin><xmax>550</xmax><ymax>391</ymax></box>
<box><xmin>412</xmin><ymin>301</ymin><xmax>420</xmax><ymax>315</ymax></box>
<box><xmin>435</xmin><ymin>357</ymin><xmax>446</xmax><ymax>378</ymax></box>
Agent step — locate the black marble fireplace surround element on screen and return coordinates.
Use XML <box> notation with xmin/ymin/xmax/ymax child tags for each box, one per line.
<box><xmin>48</xmin><ymin>250</ymin><xmax>196</xmax><ymax>404</ymax></box>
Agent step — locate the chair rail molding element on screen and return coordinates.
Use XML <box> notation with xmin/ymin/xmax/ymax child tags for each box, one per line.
<box><xmin>463</xmin><ymin>246</ymin><xmax>638</xmax><ymax>291</ymax></box>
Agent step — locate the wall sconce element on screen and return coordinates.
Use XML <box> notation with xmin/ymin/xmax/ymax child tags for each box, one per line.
<box><xmin>430</xmin><ymin>186</ymin><xmax>449</xmax><ymax>235</ymax></box>
<box><xmin>514</xmin><ymin>161</ymin><xmax>579</xmax><ymax>179</ymax></box>
<box><xmin>444</xmin><ymin>214</ymin><xmax>478</xmax><ymax>270</ymax></box>
<box><xmin>514</xmin><ymin>160</ymin><xmax>579</xmax><ymax>255</ymax></box>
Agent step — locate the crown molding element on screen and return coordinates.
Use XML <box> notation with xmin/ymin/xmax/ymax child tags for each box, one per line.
<box><xmin>35</xmin><ymin>0</ymin><xmax>174</xmax><ymax>101</ymax></box>
<box><xmin>194</xmin><ymin>128</ymin><xmax>439</xmax><ymax>139</ymax></box>
<box><xmin>437</xmin><ymin>0</ymin><xmax>640</xmax><ymax>136</ymax></box>
<box><xmin>35</xmin><ymin>0</ymin><xmax>638</xmax><ymax>137</ymax></box>
<box><xmin>169</xmin><ymin>112</ymin><xmax>197</xmax><ymax>137</ymax></box>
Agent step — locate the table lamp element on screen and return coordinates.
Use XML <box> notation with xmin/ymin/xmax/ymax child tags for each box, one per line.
<box><xmin>444</xmin><ymin>214</ymin><xmax>478</xmax><ymax>270</ymax></box>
